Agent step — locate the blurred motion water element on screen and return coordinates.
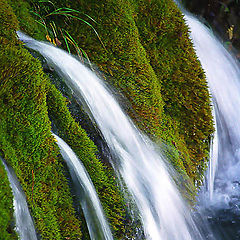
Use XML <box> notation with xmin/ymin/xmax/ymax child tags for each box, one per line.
<box><xmin>53</xmin><ymin>134</ymin><xmax>113</xmax><ymax>240</ymax></box>
<box><xmin>186</xmin><ymin>13</ymin><xmax>240</xmax><ymax>240</ymax></box>
<box><xmin>18</xmin><ymin>31</ymin><xmax>204</xmax><ymax>240</ymax></box>
<box><xmin>1</xmin><ymin>158</ymin><xmax>38</xmax><ymax>240</ymax></box>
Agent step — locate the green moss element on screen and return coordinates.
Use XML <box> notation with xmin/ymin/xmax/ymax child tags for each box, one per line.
<box><xmin>0</xmin><ymin>1</ymin><xmax>132</xmax><ymax>238</ymax></box>
<box><xmin>0</xmin><ymin>41</ymin><xmax>83</xmax><ymax>239</ymax></box>
<box><xmin>132</xmin><ymin>0</ymin><xmax>214</xmax><ymax>180</ymax></box>
<box><xmin>0</xmin><ymin>1</ymin><xmax>83</xmax><ymax>238</ymax></box>
<box><xmin>0</xmin><ymin>0</ymin><xmax>19</xmax><ymax>41</ymax></box>
<box><xmin>0</xmin><ymin>0</ymin><xmax>214</xmax><ymax>237</ymax></box>
<box><xmin>8</xmin><ymin>0</ymin><xmax>45</xmax><ymax>39</ymax></box>
<box><xmin>0</xmin><ymin>2</ymin><xmax>19</xmax><ymax>238</ymax></box>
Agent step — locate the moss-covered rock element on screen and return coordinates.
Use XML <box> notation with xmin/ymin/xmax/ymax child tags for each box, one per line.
<box><xmin>0</xmin><ymin>44</ymin><xmax>83</xmax><ymax>239</ymax></box>
<box><xmin>0</xmin><ymin>0</ymin><xmax>214</xmax><ymax>238</ymax></box>
<box><xmin>0</xmin><ymin>2</ymin><xmax>19</xmax><ymax>238</ymax></box>
<box><xmin>38</xmin><ymin>0</ymin><xmax>213</xmax><ymax>182</ymax></box>
<box><xmin>8</xmin><ymin>0</ymin><xmax>45</xmax><ymax>40</ymax></box>
<box><xmin>0</xmin><ymin>0</ymin><xmax>131</xmax><ymax>238</ymax></box>
<box><xmin>0</xmin><ymin>1</ymin><xmax>83</xmax><ymax>239</ymax></box>
<box><xmin>133</xmin><ymin>0</ymin><xmax>214</xmax><ymax>180</ymax></box>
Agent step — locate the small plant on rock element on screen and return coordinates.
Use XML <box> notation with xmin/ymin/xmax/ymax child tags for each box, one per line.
<box><xmin>31</xmin><ymin>0</ymin><xmax>105</xmax><ymax>64</ymax></box>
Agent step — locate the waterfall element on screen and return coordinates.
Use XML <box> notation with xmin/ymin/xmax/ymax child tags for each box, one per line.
<box><xmin>18</xmin><ymin>31</ymin><xmax>204</xmax><ymax>240</ymax></box>
<box><xmin>185</xmin><ymin>14</ymin><xmax>240</xmax><ymax>209</ymax></box>
<box><xmin>52</xmin><ymin>134</ymin><xmax>113</xmax><ymax>240</ymax></box>
<box><xmin>1</xmin><ymin>158</ymin><xmax>38</xmax><ymax>240</ymax></box>
<box><xmin>207</xmin><ymin>106</ymin><xmax>218</xmax><ymax>201</ymax></box>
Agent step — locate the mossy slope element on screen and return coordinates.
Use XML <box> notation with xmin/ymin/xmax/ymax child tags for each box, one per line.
<box><xmin>0</xmin><ymin>42</ymin><xmax>82</xmax><ymax>239</ymax></box>
<box><xmin>0</xmin><ymin>0</ymin><xmax>214</xmax><ymax>238</ymax></box>
<box><xmin>0</xmin><ymin>2</ymin><xmax>19</xmax><ymax>239</ymax></box>
<box><xmin>133</xmin><ymin>0</ymin><xmax>214</xmax><ymax>180</ymax></box>
<box><xmin>0</xmin><ymin>0</ymin><xmax>129</xmax><ymax>238</ymax></box>
<box><xmin>0</xmin><ymin>1</ymin><xmax>83</xmax><ymax>238</ymax></box>
<box><xmin>42</xmin><ymin>0</ymin><xmax>214</xmax><ymax>182</ymax></box>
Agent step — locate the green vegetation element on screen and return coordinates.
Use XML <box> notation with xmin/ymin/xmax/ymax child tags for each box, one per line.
<box><xmin>0</xmin><ymin>41</ymin><xmax>83</xmax><ymax>239</ymax></box>
<box><xmin>133</xmin><ymin>0</ymin><xmax>214</xmax><ymax>181</ymax></box>
<box><xmin>43</xmin><ymin>0</ymin><xmax>213</xmax><ymax>183</ymax></box>
<box><xmin>0</xmin><ymin>0</ymin><xmax>214</xmax><ymax>238</ymax></box>
<box><xmin>8</xmin><ymin>0</ymin><xmax>45</xmax><ymax>40</ymax></box>
<box><xmin>0</xmin><ymin>1</ymin><xmax>82</xmax><ymax>238</ymax></box>
<box><xmin>0</xmin><ymin>3</ymin><xmax>18</xmax><ymax>239</ymax></box>
<box><xmin>0</xmin><ymin>1</ymin><xmax>130</xmax><ymax>238</ymax></box>
<box><xmin>29</xmin><ymin>0</ymin><xmax>103</xmax><ymax>64</ymax></box>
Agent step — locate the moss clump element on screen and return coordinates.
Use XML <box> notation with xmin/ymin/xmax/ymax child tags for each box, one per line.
<box><xmin>132</xmin><ymin>0</ymin><xmax>214</xmax><ymax>180</ymax></box>
<box><xmin>0</xmin><ymin>2</ymin><xmax>18</xmax><ymax>238</ymax></box>
<box><xmin>0</xmin><ymin>44</ymin><xmax>83</xmax><ymax>239</ymax></box>
<box><xmin>8</xmin><ymin>0</ymin><xmax>45</xmax><ymax>40</ymax></box>
<box><xmin>0</xmin><ymin>0</ymin><xmax>19</xmax><ymax>41</ymax></box>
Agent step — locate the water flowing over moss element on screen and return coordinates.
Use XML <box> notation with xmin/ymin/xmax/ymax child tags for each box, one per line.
<box><xmin>46</xmin><ymin>83</ymin><xmax>130</xmax><ymax>238</ymax></box>
<box><xmin>0</xmin><ymin>0</ymin><xmax>214</xmax><ymax>238</ymax></box>
<box><xmin>0</xmin><ymin>160</ymin><xmax>18</xmax><ymax>240</ymax></box>
<box><xmin>42</xmin><ymin>0</ymin><xmax>213</xmax><ymax>182</ymax></box>
<box><xmin>0</xmin><ymin>1</ymin><xmax>83</xmax><ymax>238</ymax></box>
<box><xmin>0</xmin><ymin>0</ymin><xmax>131</xmax><ymax>238</ymax></box>
<box><xmin>133</xmin><ymin>0</ymin><xmax>214</xmax><ymax>180</ymax></box>
<box><xmin>0</xmin><ymin>44</ymin><xmax>83</xmax><ymax>239</ymax></box>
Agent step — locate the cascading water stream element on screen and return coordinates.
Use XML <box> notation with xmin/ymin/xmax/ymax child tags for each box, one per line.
<box><xmin>0</xmin><ymin>158</ymin><xmax>38</xmax><ymax>240</ymax></box>
<box><xmin>52</xmin><ymin>134</ymin><xmax>113</xmax><ymax>240</ymax></box>
<box><xmin>18</xmin><ymin>31</ymin><xmax>204</xmax><ymax>240</ymax></box>
<box><xmin>206</xmin><ymin>103</ymin><xmax>219</xmax><ymax>201</ymax></box>
<box><xmin>185</xmin><ymin>14</ymin><xmax>240</xmax><ymax>210</ymax></box>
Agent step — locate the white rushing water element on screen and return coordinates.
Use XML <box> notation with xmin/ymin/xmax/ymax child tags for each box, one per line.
<box><xmin>53</xmin><ymin>134</ymin><xmax>113</xmax><ymax>240</ymax></box>
<box><xmin>185</xmin><ymin>14</ymin><xmax>240</xmax><ymax>209</ymax></box>
<box><xmin>1</xmin><ymin>158</ymin><xmax>38</xmax><ymax>240</ymax></box>
<box><xmin>18</xmin><ymin>31</ymin><xmax>204</xmax><ymax>240</ymax></box>
<box><xmin>207</xmin><ymin>106</ymin><xmax>219</xmax><ymax>201</ymax></box>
